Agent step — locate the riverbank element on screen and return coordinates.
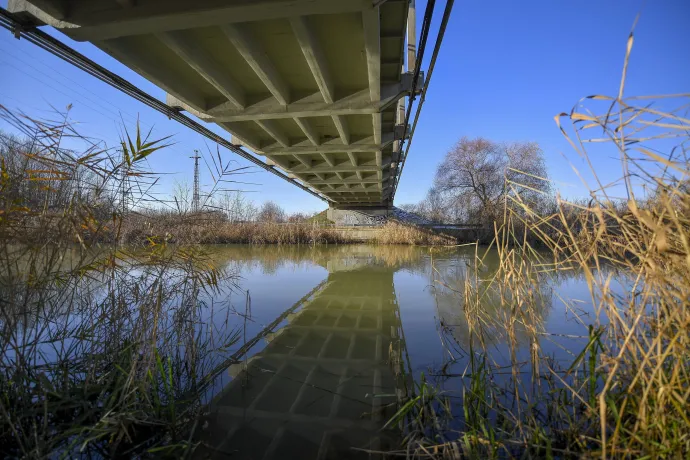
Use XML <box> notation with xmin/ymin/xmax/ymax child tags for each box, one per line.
<box><xmin>119</xmin><ymin>214</ymin><xmax>460</xmax><ymax>246</ymax></box>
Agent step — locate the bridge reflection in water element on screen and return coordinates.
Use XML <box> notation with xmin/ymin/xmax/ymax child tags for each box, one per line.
<box><xmin>201</xmin><ymin>256</ymin><xmax>411</xmax><ymax>459</ymax></box>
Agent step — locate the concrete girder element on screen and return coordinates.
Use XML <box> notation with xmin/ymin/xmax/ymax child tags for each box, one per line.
<box><xmin>221</xmin><ymin>24</ymin><xmax>291</xmax><ymax>106</ymax></box>
<box><xmin>293</xmin><ymin>117</ymin><xmax>320</xmax><ymax>146</ymax></box>
<box><xmin>305</xmin><ymin>175</ymin><xmax>390</xmax><ymax>185</ymax></box>
<box><xmin>275</xmin><ymin>155</ymin><xmax>390</xmax><ymax>171</ymax></box>
<box><xmin>167</xmin><ymin>81</ymin><xmax>412</xmax><ymax>122</ymax></box>
<box><xmin>293</xmin><ymin>155</ymin><xmax>312</xmax><ymax>168</ymax></box>
<box><xmin>15</xmin><ymin>0</ymin><xmax>370</xmax><ymax>42</ymax></box>
<box><xmin>323</xmin><ymin>195</ymin><xmax>386</xmax><ymax>202</ymax></box>
<box><xmin>7</xmin><ymin>0</ymin><xmax>66</xmax><ymax>21</ymax></box>
<box><xmin>331</xmin><ymin>201</ymin><xmax>383</xmax><ymax>205</ymax></box>
<box><xmin>264</xmin><ymin>156</ymin><xmax>292</xmax><ymax>171</ymax></box>
<box><xmin>96</xmin><ymin>38</ymin><xmax>209</xmax><ymax>114</ymax></box>
<box><xmin>262</xmin><ymin>149</ymin><xmax>386</xmax><ymax>161</ymax></box>
<box><xmin>321</xmin><ymin>192</ymin><xmax>382</xmax><ymax>198</ymax></box>
<box><xmin>319</xmin><ymin>153</ymin><xmax>336</xmax><ymax>167</ymax></box>
<box><xmin>372</xmin><ymin>113</ymin><xmax>382</xmax><ymax>145</ymax></box>
<box><xmin>326</xmin><ymin>191</ymin><xmax>384</xmax><ymax>196</ymax></box>
<box><xmin>347</xmin><ymin>152</ymin><xmax>358</xmax><ymax>168</ymax></box>
<box><xmin>299</xmin><ymin>171</ymin><xmax>376</xmax><ymax>182</ymax></box>
<box><xmin>323</xmin><ymin>191</ymin><xmax>384</xmax><ymax>197</ymax></box>
<box><xmin>375</xmin><ymin>151</ymin><xmax>383</xmax><ymax>167</ymax></box>
<box><xmin>218</xmin><ymin>122</ymin><xmax>261</xmax><ymax>151</ymax></box>
<box><xmin>408</xmin><ymin>0</ymin><xmax>417</xmax><ymax>72</ymax></box>
<box><xmin>261</xmin><ymin>134</ymin><xmax>393</xmax><ymax>155</ymax></box>
<box><xmin>289</xmin><ymin>161</ymin><xmax>391</xmax><ymax>174</ymax></box>
<box><xmin>331</xmin><ymin>115</ymin><xmax>350</xmax><ymax>146</ymax></box>
<box><xmin>156</xmin><ymin>32</ymin><xmax>246</xmax><ymax>109</ymax></box>
<box><xmin>317</xmin><ymin>184</ymin><xmax>382</xmax><ymax>193</ymax></box>
<box><xmin>362</xmin><ymin>6</ymin><xmax>381</xmax><ymax>103</ymax></box>
<box><xmin>289</xmin><ymin>15</ymin><xmax>334</xmax><ymax>104</ymax></box>
<box><xmin>254</xmin><ymin>120</ymin><xmax>289</xmax><ymax>148</ymax></box>
<box><xmin>11</xmin><ymin>0</ymin><xmax>414</xmax><ymax>207</ymax></box>
<box><xmin>328</xmin><ymin>194</ymin><xmax>386</xmax><ymax>199</ymax></box>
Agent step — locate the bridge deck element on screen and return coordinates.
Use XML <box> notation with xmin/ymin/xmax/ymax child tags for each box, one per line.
<box><xmin>10</xmin><ymin>0</ymin><xmax>416</xmax><ymax>207</ymax></box>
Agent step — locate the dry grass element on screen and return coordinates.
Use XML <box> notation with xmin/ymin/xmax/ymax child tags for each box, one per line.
<box><xmin>0</xmin><ymin>108</ymin><xmax>243</xmax><ymax>457</ymax></box>
<box><xmin>119</xmin><ymin>214</ymin><xmax>460</xmax><ymax>246</ymax></box>
<box><xmin>374</xmin><ymin>222</ymin><xmax>458</xmax><ymax>246</ymax></box>
<box><xmin>393</xmin><ymin>30</ymin><xmax>690</xmax><ymax>458</ymax></box>
<box><xmin>120</xmin><ymin>212</ymin><xmax>349</xmax><ymax>245</ymax></box>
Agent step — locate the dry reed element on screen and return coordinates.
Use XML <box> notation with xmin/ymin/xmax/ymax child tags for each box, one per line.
<box><xmin>0</xmin><ymin>107</ymin><xmax>243</xmax><ymax>457</ymax></box>
<box><xmin>119</xmin><ymin>214</ymin><xmax>460</xmax><ymax>246</ymax></box>
<box><xmin>393</xmin><ymin>28</ymin><xmax>690</xmax><ymax>459</ymax></box>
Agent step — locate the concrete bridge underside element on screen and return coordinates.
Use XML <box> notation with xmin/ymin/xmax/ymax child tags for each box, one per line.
<box><xmin>10</xmin><ymin>0</ymin><xmax>419</xmax><ymax>207</ymax></box>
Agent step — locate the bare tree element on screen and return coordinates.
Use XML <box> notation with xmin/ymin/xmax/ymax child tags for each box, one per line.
<box><xmin>172</xmin><ymin>179</ymin><xmax>192</xmax><ymax>214</ymax></box>
<box><xmin>256</xmin><ymin>201</ymin><xmax>285</xmax><ymax>223</ymax></box>
<box><xmin>433</xmin><ymin>137</ymin><xmax>550</xmax><ymax>224</ymax></box>
<box><xmin>214</xmin><ymin>191</ymin><xmax>258</xmax><ymax>222</ymax></box>
<box><xmin>287</xmin><ymin>212</ymin><xmax>309</xmax><ymax>223</ymax></box>
<box><xmin>418</xmin><ymin>187</ymin><xmax>447</xmax><ymax>223</ymax></box>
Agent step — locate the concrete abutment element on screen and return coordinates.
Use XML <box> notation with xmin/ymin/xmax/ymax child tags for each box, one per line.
<box><xmin>326</xmin><ymin>206</ymin><xmax>391</xmax><ymax>227</ymax></box>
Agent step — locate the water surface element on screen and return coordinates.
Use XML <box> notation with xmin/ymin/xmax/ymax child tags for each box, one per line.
<box><xmin>196</xmin><ymin>245</ymin><xmax>598</xmax><ymax>459</ymax></box>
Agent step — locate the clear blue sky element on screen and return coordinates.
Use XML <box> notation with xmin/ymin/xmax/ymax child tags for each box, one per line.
<box><xmin>1</xmin><ymin>1</ymin><xmax>688</xmax><ymax>213</ymax></box>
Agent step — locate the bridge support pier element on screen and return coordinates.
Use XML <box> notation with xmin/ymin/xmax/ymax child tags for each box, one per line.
<box><xmin>327</xmin><ymin>206</ymin><xmax>391</xmax><ymax>227</ymax></box>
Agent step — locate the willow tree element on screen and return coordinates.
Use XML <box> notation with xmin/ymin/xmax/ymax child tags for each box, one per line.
<box><xmin>433</xmin><ymin>136</ymin><xmax>551</xmax><ymax>224</ymax></box>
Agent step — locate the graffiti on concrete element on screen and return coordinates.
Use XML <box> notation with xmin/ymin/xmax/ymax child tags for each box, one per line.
<box><xmin>333</xmin><ymin>206</ymin><xmax>436</xmax><ymax>227</ymax></box>
<box><xmin>337</xmin><ymin>212</ymin><xmax>387</xmax><ymax>226</ymax></box>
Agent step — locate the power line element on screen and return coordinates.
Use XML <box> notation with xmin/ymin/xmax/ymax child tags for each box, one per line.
<box><xmin>0</xmin><ymin>42</ymin><xmax>229</xmax><ymax>167</ymax></box>
<box><xmin>0</xmin><ymin>42</ymin><xmax>147</xmax><ymax>124</ymax></box>
<box><xmin>0</xmin><ymin>7</ymin><xmax>329</xmax><ymax>203</ymax></box>
<box><xmin>0</xmin><ymin>57</ymin><xmax>117</xmax><ymax>122</ymax></box>
<box><xmin>392</xmin><ymin>0</ymin><xmax>455</xmax><ymax>199</ymax></box>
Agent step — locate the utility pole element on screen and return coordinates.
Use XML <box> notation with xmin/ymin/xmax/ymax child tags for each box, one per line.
<box><xmin>191</xmin><ymin>150</ymin><xmax>200</xmax><ymax>213</ymax></box>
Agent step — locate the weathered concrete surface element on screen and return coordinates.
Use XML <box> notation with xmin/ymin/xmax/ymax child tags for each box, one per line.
<box><xmin>327</xmin><ymin>207</ymin><xmax>390</xmax><ymax>226</ymax></box>
<box><xmin>10</xmin><ymin>0</ymin><xmax>417</xmax><ymax>207</ymax></box>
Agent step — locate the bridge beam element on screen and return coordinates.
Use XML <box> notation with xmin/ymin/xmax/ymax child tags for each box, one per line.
<box><xmin>11</xmin><ymin>0</ymin><xmax>416</xmax><ymax>207</ymax></box>
<box><xmin>167</xmin><ymin>81</ymin><xmax>411</xmax><ymax>122</ymax></box>
<box><xmin>293</xmin><ymin>117</ymin><xmax>320</xmax><ymax>146</ymax></box>
<box><xmin>303</xmin><ymin>175</ymin><xmax>390</xmax><ymax>185</ymax></box>
<box><xmin>331</xmin><ymin>115</ymin><xmax>351</xmax><ymax>146</ymax></box>
<box><xmin>221</xmin><ymin>24</ymin><xmax>291</xmax><ymax>105</ymax></box>
<box><xmin>290</xmin><ymin>15</ymin><xmax>334</xmax><ymax>104</ymax></box>
<box><xmin>156</xmin><ymin>32</ymin><xmax>246</xmax><ymax>109</ymax></box>
<box><xmin>255</xmin><ymin>119</ymin><xmax>289</xmax><ymax>148</ymax></box>
<box><xmin>13</xmin><ymin>0</ymin><xmax>371</xmax><ymax>42</ymax></box>
<box><xmin>259</xmin><ymin>136</ymin><xmax>393</xmax><ymax>155</ymax></box>
<box><xmin>290</xmin><ymin>163</ymin><xmax>390</xmax><ymax>174</ymax></box>
<box><xmin>362</xmin><ymin>6</ymin><xmax>381</xmax><ymax>103</ymax></box>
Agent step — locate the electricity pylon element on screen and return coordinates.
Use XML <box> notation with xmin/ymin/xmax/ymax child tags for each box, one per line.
<box><xmin>191</xmin><ymin>150</ymin><xmax>200</xmax><ymax>213</ymax></box>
